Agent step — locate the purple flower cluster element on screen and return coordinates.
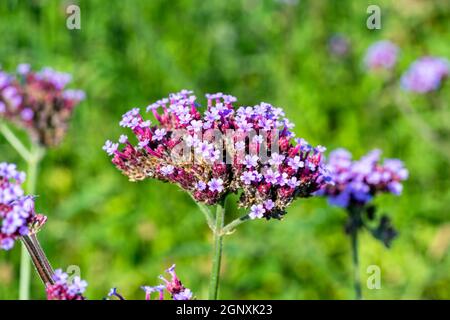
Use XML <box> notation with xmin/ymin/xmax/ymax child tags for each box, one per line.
<box><xmin>105</xmin><ymin>90</ymin><xmax>330</xmax><ymax>219</ymax></box>
<box><xmin>364</xmin><ymin>41</ymin><xmax>399</xmax><ymax>71</ymax></box>
<box><xmin>0</xmin><ymin>64</ymin><xmax>85</xmax><ymax>146</ymax></box>
<box><xmin>0</xmin><ymin>162</ymin><xmax>45</xmax><ymax>250</ymax></box>
<box><xmin>46</xmin><ymin>269</ymin><xmax>88</xmax><ymax>300</ymax></box>
<box><xmin>401</xmin><ymin>57</ymin><xmax>449</xmax><ymax>93</ymax></box>
<box><xmin>320</xmin><ymin>149</ymin><xmax>408</xmax><ymax>208</ymax></box>
<box><xmin>108</xmin><ymin>264</ymin><xmax>193</xmax><ymax>300</ymax></box>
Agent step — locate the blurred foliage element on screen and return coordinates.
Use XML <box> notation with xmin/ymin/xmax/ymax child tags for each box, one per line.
<box><xmin>0</xmin><ymin>0</ymin><xmax>449</xmax><ymax>299</ymax></box>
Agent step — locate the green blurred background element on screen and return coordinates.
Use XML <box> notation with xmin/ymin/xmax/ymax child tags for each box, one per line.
<box><xmin>0</xmin><ymin>0</ymin><xmax>449</xmax><ymax>299</ymax></box>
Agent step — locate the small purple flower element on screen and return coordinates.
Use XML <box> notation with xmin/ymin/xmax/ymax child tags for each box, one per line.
<box><xmin>287</xmin><ymin>177</ymin><xmax>300</xmax><ymax>188</ymax></box>
<box><xmin>189</xmin><ymin>120</ymin><xmax>203</xmax><ymax>132</ymax></box>
<box><xmin>152</xmin><ymin>128</ymin><xmax>167</xmax><ymax>141</ymax></box>
<box><xmin>68</xmin><ymin>277</ymin><xmax>88</xmax><ymax>296</ymax></box>
<box><xmin>243</xmin><ymin>155</ymin><xmax>259</xmax><ymax>168</ymax></box>
<box><xmin>173</xmin><ymin>288</ymin><xmax>193</xmax><ymax>300</ymax></box>
<box><xmin>287</xmin><ymin>156</ymin><xmax>304</xmax><ymax>170</ymax></box>
<box><xmin>277</xmin><ymin>172</ymin><xmax>289</xmax><ymax>186</ymax></box>
<box><xmin>235</xmin><ymin>141</ymin><xmax>246</xmax><ymax>151</ymax></box>
<box><xmin>102</xmin><ymin>140</ymin><xmax>118</xmax><ymax>156</ymax></box>
<box><xmin>208</xmin><ymin>178</ymin><xmax>224</xmax><ymax>193</ymax></box>
<box><xmin>119</xmin><ymin>134</ymin><xmax>128</xmax><ymax>144</ymax></box>
<box><xmin>240</xmin><ymin>171</ymin><xmax>256</xmax><ymax>185</ymax></box>
<box><xmin>269</xmin><ymin>153</ymin><xmax>285</xmax><ymax>167</ymax></box>
<box><xmin>263</xmin><ymin>168</ymin><xmax>279</xmax><ymax>184</ymax></box>
<box><xmin>252</xmin><ymin>135</ymin><xmax>264</xmax><ymax>144</ymax></box>
<box><xmin>195</xmin><ymin>181</ymin><xmax>207</xmax><ymax>191</ymax></box>
<box><xmin>263</xmin><ymin>199</ymin><xmax>275</xmax><ymax>211</ymax></box>
<box><xmin>138</xmin><ymin>139</ymin><xmax>150</xmax><ymax>149</ymax></box>
<box><xmin>249</xmin><ymin>204</ymin><xmax>266</xmax><ymax>219</ymax></box>
<box><xmin>160</xmin><ymin>165</ymin><xmax>175</xmax><ymax>176</ymax></box>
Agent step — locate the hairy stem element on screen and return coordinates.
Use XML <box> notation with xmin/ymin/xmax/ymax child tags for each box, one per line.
<box><xmin>208</xmin><ymin>202</ymin><xmax>225</xmax><ymax>300</ymax></box>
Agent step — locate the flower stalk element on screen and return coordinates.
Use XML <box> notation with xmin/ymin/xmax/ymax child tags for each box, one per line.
<box><xmin>21</xmin><ymin>234</ymin><xmax>54</xmax><ymax>286</ymax></box>
<box><xmin>350</xmin><ymin>227</ymin><xmax>362</xmax><ymax>300</ymax></box>
<box><xmin>208</xmin><ymin>201</ymin><xmax>225</xmax><ymax>300</ymax></box>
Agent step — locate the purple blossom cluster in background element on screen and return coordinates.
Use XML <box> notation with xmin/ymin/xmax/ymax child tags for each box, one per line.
<box><xmin>108</xmin><ymin>264</ymin><xmax>193</xmax><ymax>300</ymax></box>
<box><xmin>0</xmin><ymin>64</ymin><xmax>85</xmax><ymax>146</ymax></box>
<box><xmin>364</xmin><ymin>40</ymin><xmax>399</xmax><ymax>71</ymax></box>
<box><xmin>401</xmin><ymin>57</ymin><xmax>449</xmax><ymax>93</ymax></box>
<box><xmin>46</xmin><ymin>269</ymin><xmax>87</xmax><ymax>300</ymax></box>
<box><xmin>320</xmin><ymin>149</ymin><xmax>408</xmax><ymax>208</ymax></box>
<box><xmin>364</xmin><ymin>40</ymin><xmax>449</xmax><ymax>94</ymax></box>
<box><xmin>0</xmin><ymin>162</ymin><xmax>45</xmax><ymax>250</ymax></box>
<box><xmin>104</xmin><ymin>90</ymin><xmax>331</xmax><ymax>219</ymax></box>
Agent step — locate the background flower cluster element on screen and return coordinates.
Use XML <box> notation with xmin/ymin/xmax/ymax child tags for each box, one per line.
<box><xmin>0</xmin><ymin>64</ymin><xmax>85</xmax><ymax>146</ymax></box>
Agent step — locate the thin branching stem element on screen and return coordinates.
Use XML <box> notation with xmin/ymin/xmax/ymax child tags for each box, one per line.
<box><xmin>221</xmin><ymin>214</ymin><xmax>250</xmax><ymax>236</ymax></box>
<box><xmin>208</xmin><ymin>202</ymin><xmax>225</xmax><ymax>300</ymax></box>
<box><xmin>0</xmin><ymin>122</ymin><xmax>32</xmax><ymax>161</ymax></box>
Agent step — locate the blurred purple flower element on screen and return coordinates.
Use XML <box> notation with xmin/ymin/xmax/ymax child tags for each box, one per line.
<box><xmin>364</xmin><ymin>41</ymin><xmax>399</xmax><ymax>71</ymax></box>
<box><xmin>320</xmin><ymin>148</ymin><xmax>408</xmax><ymax>208</ymax></box>
<box><xmin>0</xmin><ymin>64</ymin><xmax>85</xmax><ymax>146</ymax></box>
<box><xmin>401</xmin><ymin>56</ymin><xmax>449</xmax><ymax>93</ymax></box>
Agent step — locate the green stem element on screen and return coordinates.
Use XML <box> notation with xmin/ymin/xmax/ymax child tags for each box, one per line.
<box><xmin>350</xmin><ymin>229</ymin><xmax>362</xmax><ymax>300</ymax></box>
<box><xmin>194</xmin><ymin>200</ymin><xmax>215</xmax><ymax>231</ymax></box>
<box><xmin>208</xmin><ymin>202</ymin><xmax>225</xmax><ymax>300</ymax></box>
<box><xmin>221</xmin><ymin>214</ymin><xmax>250</xmax><ymax>235</ymax></box>
<box><xmin>0</xmin><ymin>122</ymin><xmax>32</xmax><ymax>161</ymax></box>
<box><xmin>19</xmin><ymin>144</ymin><xmax>43</xmax><ymax>300</ymax></box>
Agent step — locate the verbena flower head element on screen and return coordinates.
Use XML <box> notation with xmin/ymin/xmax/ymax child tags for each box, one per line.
<box><xmin>105</xmin><ymin>90</ymin><xmax>330</xmax><ymax>220</ymax></box>
<box><xmin>320</xmin><ymin>149</ymin><xmax>408</xmax><ymax>208</ymax></box>
<box><xmin>401</xmin><ymin>57</ymin><xmax>449</xmax><ymax>93</ymax></box>
<box><xmin>108</xmin><ymin>264</ymin><xmax>193</xmax><ymax>300</ymax></box>
<box><xmin>0</xmin><ymin>64</ymin><xmax>85</xmax><ymax>146</ymax></box>
<box><xmin>0</xmin><ymin>162</ymin><xmax>46</xmax><ymax>250</ymax></box>
<box><xmin>46</xmin><ymin>269</ymin><xmax>87</xmax><ymax>300</ymax></box>
<box><xmin>364</xmin><ymin>40</ymin><xmax>399</xmax><ymax>71</ymax></box>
